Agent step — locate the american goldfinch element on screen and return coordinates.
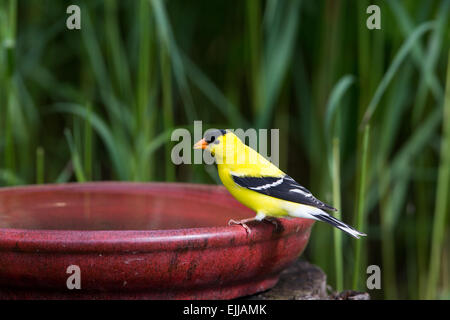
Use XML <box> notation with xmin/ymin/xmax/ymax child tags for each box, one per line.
<box><xmin>194</xmin><ymin>129</ymin><xmax>366</xmax><ymax>239</ymax></box>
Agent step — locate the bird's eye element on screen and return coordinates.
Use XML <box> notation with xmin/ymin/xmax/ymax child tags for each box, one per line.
<box><xmin>209</xmin><ymin>136</ymin><xmax>215</xmax><ymax>143</ymax></box>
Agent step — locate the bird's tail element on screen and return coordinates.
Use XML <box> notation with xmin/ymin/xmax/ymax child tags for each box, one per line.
<box><xmin>312</xmin><ymin>212</ymin><xmax>366</xmax><ymax>239</ymax></box>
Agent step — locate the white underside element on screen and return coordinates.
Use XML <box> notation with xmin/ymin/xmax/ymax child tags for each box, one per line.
<box><xmin>253</xmin><ymin>202</ymin><xmax>365</xmax><ymax>239</ymax></box>
<box><xmin>283</xmin><ymin>202</ymin><xmax>325</xmax><ymax>219</ymax></box>
<box><xmin>281</xmin><ymin>202</ymin><xmax>365</xmax><ymax>239</ymax></box>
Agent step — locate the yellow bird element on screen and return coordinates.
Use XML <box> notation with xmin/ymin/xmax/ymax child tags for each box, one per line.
<box><xmin>194</xmin><ymin>129</ymin><xmax>366</xmax><ymax>239</ymax></box>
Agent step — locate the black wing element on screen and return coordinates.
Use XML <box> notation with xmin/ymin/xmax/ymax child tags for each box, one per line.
<box><xmin>231</xmin><ymin>174</ymin><xmax>336</xmax><ymax>212</ymax></box>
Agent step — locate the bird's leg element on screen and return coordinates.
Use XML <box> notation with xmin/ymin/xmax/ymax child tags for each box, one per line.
<box><xmin>228</xmin><ymin>212</ymin><xmax>266</xmax><ymax>234</ymax></box>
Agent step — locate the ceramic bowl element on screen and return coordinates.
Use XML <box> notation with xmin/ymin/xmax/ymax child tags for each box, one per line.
<box><xmin>0</xmin><ymin>182</ymin><xmax>314</xmax><ymax>299</ymax></box>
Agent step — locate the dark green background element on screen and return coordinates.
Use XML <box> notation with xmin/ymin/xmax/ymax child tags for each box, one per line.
<box><xmin>0</xmin><ymin>0</ymin><xmax>449</xmax><ymax>299</ymax></box>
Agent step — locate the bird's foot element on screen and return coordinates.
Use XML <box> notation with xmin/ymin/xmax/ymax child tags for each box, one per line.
<box><xmin>228</xmin><ymin>219</ymin><xmax>253</xmax><ymax>235</ymax></box>
<box><xmin>263</xmin><ymin>217</ymin><xmax>284</xmax><ymax>233</ymax></box>
<box><xmin>264</xmin><ymin>217</ymin><xmax>280</xmax><ymax>229</ymax></box>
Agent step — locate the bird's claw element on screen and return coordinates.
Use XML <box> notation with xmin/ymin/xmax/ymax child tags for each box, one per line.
<box><xmin>228</xmin><ymin>219</ymin><xmax>252</xmax><ymax>235</ymax></box>
<box><xmin>265</xmin><ymin>217</ymin><xmax>280</xmax><ymax>230</ymax></box>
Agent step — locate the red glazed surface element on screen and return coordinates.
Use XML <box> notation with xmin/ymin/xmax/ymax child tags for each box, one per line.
<box><xmin>0</xmin><ymin>182</ymin><xmax>314</xmax><ymax>299</ymax></box>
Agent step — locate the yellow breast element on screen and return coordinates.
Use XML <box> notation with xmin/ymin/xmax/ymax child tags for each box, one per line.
<box><xmin>217</xmin><ymin>164</ymin><xmax>289</xmax><ymax>217</ymax></box>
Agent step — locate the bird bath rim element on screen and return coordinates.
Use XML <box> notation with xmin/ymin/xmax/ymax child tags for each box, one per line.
<box><xmin>0</xmin><ymin>182</ymin><xmax>315</xmax><ymax>252</ymax></box>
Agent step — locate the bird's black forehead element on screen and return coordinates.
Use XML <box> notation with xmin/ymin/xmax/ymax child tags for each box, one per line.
<box><xmin>203</xmin><ymin>129</ymin><xmax>227</xmax><ymax>142</ymax></box>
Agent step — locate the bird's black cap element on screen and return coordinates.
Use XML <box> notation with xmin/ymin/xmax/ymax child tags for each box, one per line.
<box><xmin>203</xmin><ymin>129</ymin><xmax>227</xmax><ymax>144</ymax></box>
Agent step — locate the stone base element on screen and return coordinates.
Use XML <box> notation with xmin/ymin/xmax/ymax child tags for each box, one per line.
<box><xmin>246</xmin><ymin>260</ymin><xmax>370</xmax><ymax>300</ymax></box>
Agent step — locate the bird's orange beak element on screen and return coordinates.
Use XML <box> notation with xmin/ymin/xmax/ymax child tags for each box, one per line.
<box><xmin>193</xmin><ymin>138</ymin><xmax>208</xmax><ymax>150</ymax></box>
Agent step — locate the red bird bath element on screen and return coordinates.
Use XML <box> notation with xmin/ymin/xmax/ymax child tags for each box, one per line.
<box><xmin>0</xmin><ymin>182</ymin><xmax>314</xmax><ymax>299</ymax></box>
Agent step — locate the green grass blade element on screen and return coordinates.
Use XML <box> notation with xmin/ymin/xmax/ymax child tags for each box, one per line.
<box><xmin>150</xmin><ymin>0</ymin><xmax>197</xmax><ymax>122</ymax></box>
<box><xmin>352</xmin><ymin>124</ymin><xmax>370</xmax><ymax>290</ymax></box>
<box><xmin>246</xmin><ymin>0</ymin><xmax>262</xmax><ymax>116</ymax></box>
<box><xmin>257</xmin><ymin>0</ymin><xmax>301</xmax><ymax>128</ymax></box>
<box><xmin>367</xmin><ymin>104</ymin><xmax>442</xmax><ymax>213</ymax></box>
<box><xmin>412</xmin><ymin>0</ymin><xmax>449</xmax><ymax>124</ymax></box>
<box><xmin>426</xmin><ymin>50</ymin><xmax>450</xmax><ymax>299</ymax></box>
<box><xmin>0</xmin><ymin>169</ymin><xmax>24</xmax><ymax>185</ymax></box>
<box><xmin>84</xmin><ymin>103</ymin><xmax>93</xmax><ymax>181</ymax></box>
<box><xmin>361</xmin><ymin>21</ymin><xmax>435</xmax><ymax>126</ymax></box>
<box><xmin>388</xmin><ymin>0</ymin><xmax>444</xmax><ymax>102</ymax></box>
<box><xmin>52</xmin><ymin>103</ymin><xmax>128</xmax><ymax>180</ymax></box>
<box><xmin>104</xmin><ymin>0</ymin><xmax>133</xmax><ymax>103</ymax></box>
<box><xmin>36</xmin><ymin>146</ymin><xmax>44</xmax><ymax>184</ymax></box>
<box><xmin>332</xmin><ymin>137</ymin><xmax>343</xmax><ymax>292</ymax></box>
<box><xmin>325</xmin><ymin>75</ymin><xmax>355</xmax><ymax>135</ymax></box>
<box><xmin>182</xmin><ymin>54</ymin><xmax>246</xmax><ymax>127</ymax></box>
<box><xmin>55</xmin><ymin>162</ymin><xmax>73</xmax><ymax>184</ymax></box>
<box><xmin>64</xmin><ymin>129</ymin><xmax>86</xmax><ymax>183</ymax></box>
<box><xmin>160</xmin><ymin>43</ymin><xmax>175</xmax><ymax>181</ymax></box>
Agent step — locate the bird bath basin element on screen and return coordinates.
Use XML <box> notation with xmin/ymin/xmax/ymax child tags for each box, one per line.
<box><xmin>0</xmin><ymin>182</ymin><xmax>314</xmax><ymax>299</ymax></box>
